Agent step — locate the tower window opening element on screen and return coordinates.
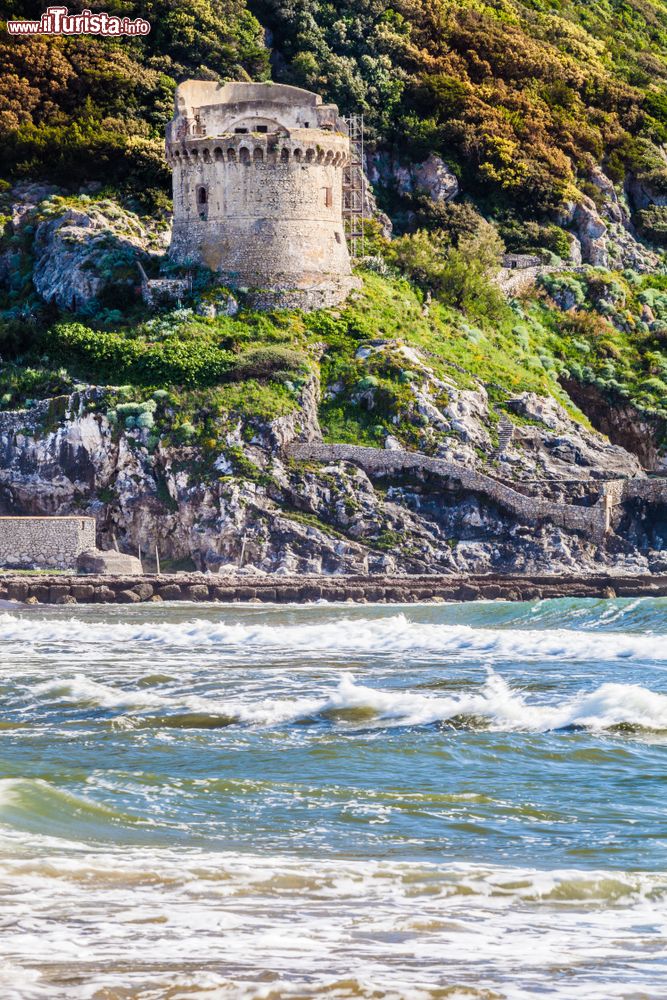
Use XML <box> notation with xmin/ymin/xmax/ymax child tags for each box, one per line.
<box><xmin>304</xmin><ymin>122</ymin><xmax>310</xmax><ymax>128</ymax></box>
<box><xmin>196</xmin><ymin>186</ymin><xmax>209</xmax><ymax>219</ymax></box>
<box><xmin>235</xmin><ymin>127</ymin><xmax>248</xmax><ymax>134</ymax></box>
<box><xmin>324</xmin><ymin>186</ymin><xmax>333</xmax><ymax>208</ymax></box>
<box><xmin>256</xmin><ymin>125</ymin><xmax>268</xmax><ymax>133</ymax></box>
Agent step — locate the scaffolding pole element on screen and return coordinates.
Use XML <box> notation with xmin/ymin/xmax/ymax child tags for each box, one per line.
<box><xmin>342</xmin><ymin>114</ymin><xmax>365</xmax><ymax>259</ymax></box>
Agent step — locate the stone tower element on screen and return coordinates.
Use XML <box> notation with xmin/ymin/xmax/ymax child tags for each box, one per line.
<box><xmin>165</xmin><ymin>81</ymin><xmax>358</xmax><ymax>309</ymax></box>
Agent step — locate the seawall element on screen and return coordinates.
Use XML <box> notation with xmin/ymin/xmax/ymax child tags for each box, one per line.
<box><xmin>1</xmin><ymin>572</ymin><xmax>665</xmax><ymax>605</ymax></box>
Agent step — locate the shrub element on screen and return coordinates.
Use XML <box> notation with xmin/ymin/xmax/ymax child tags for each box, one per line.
<box><xmin>136</xmin><ymin>411</ymin><xmax>155</xmax><ymax>429</ymax></box>
<box><xmin>47</xmin><ymin>322</ymin><xmax>235</xmax><ymax>386</ymax></box>
<box><xmin>386</xmin><ymin>221</ymin><xmax>507</xmax><ymax>322</ymax></box>
<box><xmin>226</xmin><ymin>347</ymin><xmax>309</xmax><ymax>382</ymax></box>
<box><xmin>538</xmin><ymin>273</ymin><xmax>586</xmax><ymax>310</ymax></box>
<box><xmin>177</xmin><ymin>422</ymin><xmax>196</xmax><ymax>440</ymax></box>
<box><xmin>636</xmin><ymin>206</ymin><xmax>667</xmax><ymax>245</ymax></box>
<box><xmin>0</xmin><ymin>317</ymin><xmax>41</xmax><ymax>359</ymax></box>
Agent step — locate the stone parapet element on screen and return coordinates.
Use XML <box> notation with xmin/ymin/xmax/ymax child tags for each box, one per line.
<box><xmin>287</xmin><ymin>443</ymin><xmax>612</xmax><ymax>537</ymax></box>
<box><xmin>622</xmin><ymin>477</ymin><xmax>667</xmax><ymax>503</ymax></box>
<box><xmin>166</xmin><ymin>130</ymin><xmax>349</xmax><ymax>167</ymax></box>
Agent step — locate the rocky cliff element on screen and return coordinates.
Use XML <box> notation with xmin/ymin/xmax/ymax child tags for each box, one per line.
<box><xmin>0</xmin><ymin>368</ymin><xmax>663</xmax><ymax>577</ymax></box>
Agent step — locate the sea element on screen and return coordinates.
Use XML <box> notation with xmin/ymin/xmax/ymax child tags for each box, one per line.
<box><xmin>1</xmin><ymin>597</ymin><xmax>667</xmax><ymax>999</ymax></box>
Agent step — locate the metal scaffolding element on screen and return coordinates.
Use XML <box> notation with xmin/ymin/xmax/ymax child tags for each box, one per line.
<box><xmin>342</xmin><ymin>114</ymin><xmax>365</xmax><ymax>258</ymax></box>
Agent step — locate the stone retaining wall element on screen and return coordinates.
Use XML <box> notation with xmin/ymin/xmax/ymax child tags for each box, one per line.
<box><xmin>288</xmin><ymin>443</ymin><xmax>610</xmax><ymax>537</ymax></box>
<box><xmin>0</xmin><ymin>516</ymin><xmax>96</xmax><ymax>570</ymax></box>
<box><xmin>622</xmin><ymin>477</ymin><xmax>667</xmax><ymax>503</ymax></box>
<box><xmin>1</xmin><ymin>572</ymin><xmax>665</xmax><ymax>605</ymax></box>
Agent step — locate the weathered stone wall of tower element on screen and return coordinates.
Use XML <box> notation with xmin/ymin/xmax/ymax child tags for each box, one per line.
<box><xmin>166</xmin><ymin>82</ymin><xmax>358</xmax><ymax>310</ymax></box>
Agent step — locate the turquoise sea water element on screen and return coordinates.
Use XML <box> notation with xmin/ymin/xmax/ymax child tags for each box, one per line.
<box><xmin>1</xmin><ymin>597</ymin><xmax>667</xmax><ymax>999</ymax></box>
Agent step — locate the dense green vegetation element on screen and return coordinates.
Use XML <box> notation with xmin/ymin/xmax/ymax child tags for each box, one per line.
<box><xmin>4</xmin><ymin>251</ymin><xmax>666</xmax><ymax>457</ymax></box>
<box><xmin>4</xmin><ymin>0</ymin><xmax>667</xmax><ymax>224</ymax></box>
<box><xmin>0</xmin><ymin>0</ymin><xmax>269</xmax><ymax>208</ymax></box>
<box><xmin>255</xmin><ymin>0</ymin><xmax>667</xmax><ymax>219</ymax></box>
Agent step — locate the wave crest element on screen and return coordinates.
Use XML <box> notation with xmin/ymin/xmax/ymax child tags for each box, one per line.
<box><xmin>26</xmin><ymin>671</ymin><xmax>667</xmax><ymax>735</ymax></box>
<box><xmin>1</xmin><ymin>612</ymin><xmax>666</xmax><ymax>663</ymax></box>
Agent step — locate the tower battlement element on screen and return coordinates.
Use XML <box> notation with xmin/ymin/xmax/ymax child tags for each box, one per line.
<box><xmin>166</xmin><ymin>81</ymin><xmax>358</xmax><ymax>309</ymax></box>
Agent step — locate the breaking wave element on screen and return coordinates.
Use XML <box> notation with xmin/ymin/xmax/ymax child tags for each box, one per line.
<box><xmin>1</xmin><ymin>612</ymin><xmax>666</xmax><ymax>663</ymax></box>
<box><xmin>28</xmin><ymin>670</ymin><xmax>667</xmax><ymax>734</ymax></box>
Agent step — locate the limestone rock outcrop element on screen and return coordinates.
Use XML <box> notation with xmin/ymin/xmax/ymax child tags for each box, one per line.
<box><xmin>0</xmin><ymin>355</ymin><xmax>660</xmax><ymax>579</ymax></box>
<box><xmin>345</xmin><ymin>339</ymin><xmax>641</xmax><ymax>484</ymax></box>
<box><xmin>366</xmin><ymin>152</ymin><xmax>459</xmax><ymax>204</ymax></box>
<box><xmin>411</xmin><ymin>153</ymin><xmax>460</xmax><ymax>203</ymax></box>
<box><xmin>31</xmin><ymin>200</ymin><xmax>163</xmax><ymax>312</ymax></box>
<box><xmin>557</xmin><ymin>169</ymin><xmax>660</xmax><ymax>272</ymax></box>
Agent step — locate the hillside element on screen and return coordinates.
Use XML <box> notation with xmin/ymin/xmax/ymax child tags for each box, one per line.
<box><xmin>4</xmin><ymin>1</ymin><xmax>667</xmax><ymax>227</ymax></box>
<box><xmin>0</xmin><ymin>1</ymin><xmax>666</xmax><ymax>575</ymax></box>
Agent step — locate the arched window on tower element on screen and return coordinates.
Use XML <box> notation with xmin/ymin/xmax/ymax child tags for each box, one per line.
<box><xmin>196</xmin><ymin>186</ymin><xmax>208</xmax><ymax>220</ymax></box>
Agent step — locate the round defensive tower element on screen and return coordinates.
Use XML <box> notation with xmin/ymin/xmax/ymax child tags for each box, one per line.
<box><xmin>165</xmin><ymin>81</ymin><xmax>358</xmax><ymax>309</ymax></box>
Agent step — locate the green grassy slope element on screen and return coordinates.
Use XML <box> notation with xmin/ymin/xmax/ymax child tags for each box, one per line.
<box><xmin>4</xmin><ymin>262</ymin><xmax>665</xmax><ymax>460</ymax></box>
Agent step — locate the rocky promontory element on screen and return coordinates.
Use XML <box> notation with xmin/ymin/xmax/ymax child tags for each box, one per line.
<box><xmin>0</xmin><ymin>175</ymin><xmax>666</xmax><ymax>582</ymax></box>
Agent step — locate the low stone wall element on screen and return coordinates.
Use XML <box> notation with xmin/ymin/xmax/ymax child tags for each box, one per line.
<box><xmin>287</xmin><ymin>443</ymin><xmax>609</xmax><ymax>537</ymax></box>
<box><xmin>622</xmin><ymin>477</ymin><xmax>667</xmax><ymax>503</ymax></box>
<box><xmin>599</xmin><ymin>476</ymin><xmax>667</xmax><ymax>530</ymax></box>
<box><xmin>0</xmin><ymin>516</ymin><xmax>96</xmax><ymax>570</ymax></box>
<box><xmin>496</xmin><ymin>264</ymin><xmax>559</xmax><ymax>297</ymax></box>
<box><xmin>1</xmin><ymin>572</ymin><xmax>665</xmax><ymax>605</ymax></box>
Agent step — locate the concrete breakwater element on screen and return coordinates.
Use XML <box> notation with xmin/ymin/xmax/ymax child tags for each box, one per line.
<box><xmin>1</xmin><ymin>573</ymin><xmax>666</xmax><ymax>605</ymax></box>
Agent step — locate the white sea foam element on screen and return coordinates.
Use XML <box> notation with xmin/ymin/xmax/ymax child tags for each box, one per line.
<box><xmin>26</xmin><ymin>670</ymin><xmax>667</xmax><ymax>733</ymax></box>
<box><xmin>1</xmin><ymin>611</ymin><xmax>666</xmax><ymax>663</ymax></box>
<box><xmin>0</xmin><ymin>840</ymin><xmax>665</xmax><ymax>999</ymax></box>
